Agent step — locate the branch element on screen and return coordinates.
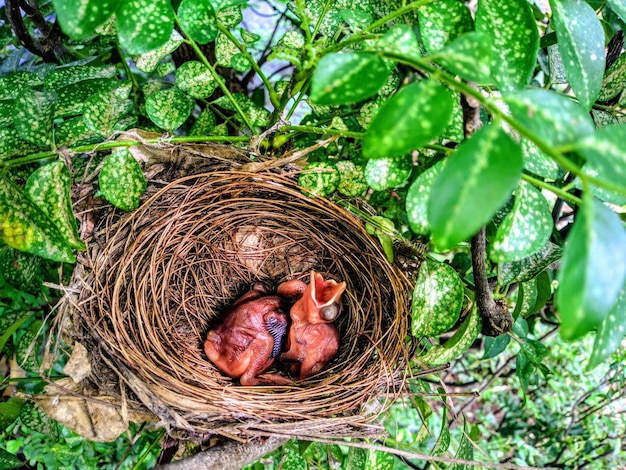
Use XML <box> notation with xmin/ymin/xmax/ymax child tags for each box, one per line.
<box><xmin>6</xmin><ymin>0</ymin><xmax>62</xmax><ymax>62</ymax></box>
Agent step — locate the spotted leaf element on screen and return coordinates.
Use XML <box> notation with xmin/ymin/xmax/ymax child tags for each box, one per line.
<box><xmin>588</xmin><ymin>280</ymin><xmax>626</xmax><ymax>369</ymax></box>
<box><xmin>599</xmin><ymin>53</ymin><xmax>626</xmax><ymax>102</ymax></box>
<box><xmin>55</xmin><ymin>78</ymin><xmax>130</xmax><ymax>116</ymax></box>
<box><xmin>0</xmin><ymin>128</ymin><xmax>39</xmax><ymax>162</ymax></box>
<box><xmin>190</xmin><ymin>109</ymin><xmax>216</xmax><ymax>136</ymax></box>
<box><xmin>16</xmin><ymin>322</ymin><xmax>42</xmax><ymax>374</ymax></box>
<box><xmin>0</xmin><ymin>100</ymin><xmax>13</xmax><ymax>126</ymax></box>
<box><xmin>336</xmin><ymin>161</ymin><xmax>367</xmax><ymax>197</ymax></box>
<box><xmin>13</xmin><ymin>90</ymin><xmax>56</xmax><ymax>146</ymax></box>
<box><xmin>215</xmin><ymin>32</ymin><xmax>251</xmax><ymax>72</ymax></box>
<box><xmin>56</xmin><ymin>116</ymin><xmax>104</xmax><ymax>146</ymax></box>
<box><xmin>0</xmin><ymin>247</ymin><xmax>43</xmax><ymax>294</ymax></box>
<box><xmin>522</xmin><ymin>139</ymin><xmax>562</xmax><ymax>181</ymax></box>
<box><xmin>550</xmin><ymin>0</ymin><xmax>605</xmax><ymax>109</ymax></box>
<box><xmin>429</xmin><ymin>124</ymin><xmax>523</xmax><ymax>251</ymax></box>
<box><xmin>490</xmin><ymin>181</ymin><xmax>552</xmax><ymax>262</ymax></box>
<box><xmin>117</xmin><ymin>0</ymin><xmax>174</xmax><ymax>54</ymax></box>
<box><xmin>375</xmin><ymin>24</ymin><xmax>421</xmax><ymax>60</ymax></box>
<box><xmin>99</xmin><ymin>149</ymin><xmax>147</xmax><ymax>211</ymax></box>
<box><xmin>175</xmin><ymin>61</ymin><xmax>217</xmax><ymax>99</ymax></box>
<box><xmin>364</xmin><ymin>155</ymin><xmax>412</xmax><ymax>191</ymax></box>
<box><xmin>417</xmin><ymin>307</ymin><xmax>482</xmax><ymax>366</ymax></box>
<box><xmin>607</xmin><ymin>0</ymin><xmax>626</xmax><ymax>22</ymax></box>
<box><xmin>419</xmin><ymin>0</ymin><xmax>473</xmax><ymax>55</ymax></box>
<box><xmin>0</xmin><ymin>177</ymin><xmax>75</xmax><ymax>263</ymax></box>
<box><xmin>218</xmin><ymin>5</ymin><xmax>243</xmax><ymax>29</ymax></box>
<box><xmin>134</xmin><ymin>30</ymin><xmax>185</xmax><ymax>72</ymax></box>
<box><xmin>44</xmin><ymin>65</ymin><xmax>117</xmax><ymax>90</ymax></box>
<box><xmin>53</xmin><ymin>0</ymin><xmax>120</xmax><ymax>38</ymax></box>
<box><xmin>363</xmin><ymin>80</ymin><xmax>454</xmax><ymax>159</ymax></box>
<box><xmin>557</xmin><ymin>195</ymin><xmax>626</xmax><ymax>341</ymax></box>
<box><xmin>577</xmin><ymin>124</ymin><xmax>626</xmax><ymax>204</ymax></box>
<box><xmin>475</xmin><ymin>0</ymin><xmax>539</xmax><ymax>91</ymax></box>
<box><xmin>504</xmin><ymin>89</ymin><xmax>595</xmax><ymax>147</ymax></box>
<box><xmin>436</xmin><ymin>32</ymin><xmax>492</xmax><ymax>84</ymax></box>
<box><xmin>25</xmin><ymin>161</ymin><xmax>86</xmax><ymax>251</ymax></box>
<box><xmin>178</xmin><ymin>0</ymin><xmax>218</xmax><ymax>44</ymax></box>
<box><xmin>406</xmin><ymin>160</ymin><xmax>446</xmax><ymax>235</ymax></box>
<box><xmin>213</xmin><ymin>93</ymin><xmax>270</xmax><ymax>127</ymax></box>
<box><xmin>310</xmin><ymin>52</ymin><xmax>390</xmax><ymax>106</ymax></box>
<box><xmin>298</xmin><ymin>162</ymin><xmax>339</xmax><ymax>198</ymax></box>
<box><xmin>20</xmin><ymin>400</ymin><xmax>58</xmax><ymax>439</ymax></box>
<box><xmin>498</xmin><ymin>241</ymin><xmax>562</xmax><ymax>285</ymax></box>
<box><xmin>412</xmin><ymin>259</ymin><xmax>464</xmax><ymax>337</ymax></box>
<box><xmin>0</xmin><ymin>72</ymin><xmax>42</xmax><ymax>100</ymax></box>
<box><xmin>145</xmin><ymin>88</ymin><xmax>194</xmax><ymax>131</ymax></box>
<box><xmin>84</xmin><ymin>92</ymin><xmax>134</xmax><ymax>137</ymax></box>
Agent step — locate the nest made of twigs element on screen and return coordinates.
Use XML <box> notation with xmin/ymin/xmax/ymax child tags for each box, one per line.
<box><xmin>67</xmin><ymin>144</ymin><xmax>414</xmax><ymax>439</ymax></box>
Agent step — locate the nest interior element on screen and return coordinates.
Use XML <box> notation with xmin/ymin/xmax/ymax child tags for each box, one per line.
<box><xmin>71</xmin><ymin>145</ymin><xmax>414</xmax><ymax>439</ymax></box>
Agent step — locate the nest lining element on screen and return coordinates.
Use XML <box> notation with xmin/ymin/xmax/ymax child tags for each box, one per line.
<box><xmin>69</xmin><ymin>147</ymin><xmax>414</xmax><ymax>438</ymax></box>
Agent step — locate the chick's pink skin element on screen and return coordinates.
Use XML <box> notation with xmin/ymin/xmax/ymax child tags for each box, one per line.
<box><xmin>204</xmin><ymin>284</ymin><xmax>287</xmax><ymax>386</ymax></box>
<box><xmin>279</xmin><ymin>272</ymin><xmax>346</xmax><ymax>379</ymax></box>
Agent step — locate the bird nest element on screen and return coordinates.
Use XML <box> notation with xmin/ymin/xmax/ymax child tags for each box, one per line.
<box><xmin>62</xmin><ymin>143</ymin><xmax>415</xmax><ymax>440</ymax></box>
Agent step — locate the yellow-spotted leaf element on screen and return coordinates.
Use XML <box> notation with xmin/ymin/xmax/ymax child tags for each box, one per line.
<box><xmin>435</xmin><ymin>32</ymin><xmax>492</xmax><ymax>84</ymax></box>
<box><xmin>418</xmin><ymin>0</ymin><xmax>473</xmax><ymax>55</ymax></box>
<box><xmin>298</xmin><ymin>162</ymin><xmax>339</xmax><ymax>198</ymax></box>
<box><xmin>0</xmin><ymin>128</ymin><xmax>39</xmax><ymax>161</ymax></box>
<box><xmin>215</xmin><ymin>32</ymin><xmax>253</xmax><ymax>72</ymax></box>
<box><xmin>504</xmin><ymin>89</ymin><xmax>595</xmax><ymax>147</ymax></box>
<box><xmin>53</xmin><ymin>0</ymin><xmax>120</xmax><ymax>39</ymax></box>
<box><xmin>557</xmin><ymin>195</ymin><xmax>626</xmax><ymax>341</ymax></box>
<box><xmin>213</xmin><ymin>93</ymin><xmax>270</xmax><ymax>127</ymax></box>
<box><xmin>364</xmin><ymin>155</ymin><xmax>412</xmax><ymax>190</ymax></box>
<box><xmin>13</xmin><ymin>90</ymin><xmax>56</xmax><ymax>146</ymax></box>
<box><xmin>417</xmin><ymin>307</ymin><xmax>482</xmax><ymax>366</ymax></box>
<box><xmin>0</xmin><ymin>177</ymin><xmax>75</xmax><ymax>263</ymax></box>
<box><xmin>134</xmin><ymin>30</ymin><xmax>185</xmax><ymax>72</ymax></box>
<box><xmin>599</xmin><ymin>53</ymin><xmax>626</xmax><ymax>102</ymax></box>
<box><xmin>475</xmin><ymin>0</ymin><xmax>539</xmax><ymax>91</ymax></box>
<box><xmin>55</xmin><ymin>79</ymin><xmax>130</xmax><ymax>116</ymax></box>
<box><xmin>44</xmin><ymin>65</ymin><xmax>117</xmax><ymax>90</ymax></box>
<box><xmin>498</xmin><ymin>241</ymin><xmax>562</xmax><ymax>285</ymax></box>
<box><xmin>84</xmin><ymin>92</ymin><xmax>134</xmax><ymax>136</ymax></box>
<box><xmin>406</xmin><ymin>160</ymin><xmax>446</xmax><ymax>235</ymax></box>
<box><xmin>99</xmin><ymin>149</ymin><xmax>147</xmax><ymax>211</ymax></box>
<box><xmin>412</xmin><ymin>259</ymin><xmax>464</xmax><ymax>337</ymax></box>
<box><xmin>522</xmin><ymin>139</ymin><xmax>562</xmax><ymax>181</ymax></box>
<box><xmin>588</xmin><ymin>280</ymin><xmax>626</xmax><ymax>369</ymax></box>
<box><xmin>178</xmin><ymin>0</ymin><xmax>218</xmax><ymax>44</ymax></box>
<box><xmin>117</xmin><ymin>0</ymin><xmax>174</xmax><ymax>54</ymax></box>
<box><xmin>375</xmin><ymin>24</ymin><xmax>421</xmax><ymax>60</ymax></box>
<box><xmin>362</xmin><ymin>80</ymin><xmax>454</xmax><ymax>159</ymax></box>
<box><xmin>190</xmin><ymin>109</ymin><xmax>216</xmax><ymax>136</ymax></box>
<box><xmin>0</xmin><ymin>72</ymin><xmax>42</xmax><ymax>100</ymax></box>
<box><xmin>55</xmin><ymin>116</ymin><xmax>104</xmax><ymax>147</ymax></box>
<box><xmin>550</xmin><ymin>0</ymin><xmax>605</xmax><ymax>110</ymax></box>
<box><xmin>490</xmin><ymin>180</ymin><xmax>552</xmax><ymax>262</ymax></box>
<box><xmin>175</xmin><ymin>61</ymin><xmax>217</xmax><ymax>99</ymax></box>
<box><xmin>0</xmin><ymin>247</ymin><xmax>43</xmax><ymax>294</ymax></box>
<box><xmin>336</xmin><ymin>161</ymin><xmax>367</xmax><ymax>197</ymax></box>
<box><xmin>429</xmin><ymin>124</ymin><xmax>523</xmax><ymax>251</ymax></box>
<box><xmin>310</xmin><ymin>52</ymin><xmax>390</xmax><ymax>106</ymax></box>
<box><xmin>145</xmin><ymin>88</ymin><xmax>194</xmax><ymax>131</ymax></box>
<box><xmin>25</xmin><ymin>161</ymin><xmax>86</xmax><ymax>251</ymax></box>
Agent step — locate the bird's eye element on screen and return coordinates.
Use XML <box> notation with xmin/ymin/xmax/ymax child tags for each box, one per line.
<box><xmin>320</xmin><ymin>302</ymin><xmax>341</xmax><ymax>321</ymax></box>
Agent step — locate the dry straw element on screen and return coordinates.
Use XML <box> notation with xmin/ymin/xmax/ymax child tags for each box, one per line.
<box><xmin>67</xmin><ymin>144</ymin><xmax>416</xmax><ymax>440</ymax></box>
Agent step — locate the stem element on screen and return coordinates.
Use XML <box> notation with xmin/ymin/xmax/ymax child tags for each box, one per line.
<box><xmin>522</xmin><ymin>173</ymin><xmax>581</xmax><ymax>206</ymax></box>
<box><xmin>280</xmin><ymin>124</ymin><xmax>364</xmax><ymax>139</ymax></box>
<box><xmin>174</xmin><ymin>16</ymin><xmax>256</xmax><ymax>132</ymax></box>
<box><xmin>216</xmin><ymin>23</ymin><xmax>280</xmax><ymax>108</ymax></box>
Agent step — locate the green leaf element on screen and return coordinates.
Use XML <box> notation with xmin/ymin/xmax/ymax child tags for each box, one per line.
<box><xmin>213</xmin><ymin>93</ymin><xmax>270</xmax><ymax>127</ymax></box>
<box><xmin>0</xmin><ymin>247</ymin><xmax>43</xmax><ymax>294</ymax></box>
<box><xmin>99</xmin><ymin>150</ymin><xmax>147</xmax><ymax>211</ymax></box>
<box><xmin>362</xmin><ymin>80</ymin><xmax>454</xmax><ymax>159</ymax></box>
<box><xmin>417</xmin><ymin>307</ymin><xmax>482</xmax><ymax>366</ymax></box>
<box><xmin>0</xmin><ymin>72</ymin><xmax>42</xmax><ymax>100</ymax></box>
<box><xmin>599</xmin><ymin>52</ymin><xmax>626</xmax><ymax>101</ymax></box>
<box><xmin>56</xmin><ymin>116</ymin><xmax>104</xmax><ymax>147</ymax></box>
<box><xmin>432</xmin><ymin>405</ymin><xmax>450</xmax><ymax>455</ymax></box>
<box><xmin>84</xmin><ymin>92</ymin><xmax>134</xmax><ymax>136</ymax></box>
<box><xmin>475</xmin><ymin>0</ymin><xmax>539</xmax><ymax>91</ymax></box>
<box><xmin>365</xmin><ymin>449</ymin><xmax>395</xmax><ymax>470</ymax></box>
<box><xmin>365</xmin><ymin>216</ymin><xmax>395</xmax><ymax>264</ymax></box>
<box><xmin>19</xmin><ymin>401</ymin><xmax>57</xmax><ymax>438</ymax></box>
<box><xmin>607</xmin><ymin>0</ymin><xmax>626</xmax><ymax>23</ymax></box>
<box><xmin>429</xmin><ymin>124</ymin><xmax>523</xmax><ymax>250</ymax></box>
<box><xmin>522</xmin><ymin>139</ymin><xmax>562</xmax><ymax>181</ymax></box>
<box><xmin>215</xmin><ymin>32</ymin><xmax>251</xmax><ymax>72</ymax></box>
<box><xmin>499</xmin><ymin>241</ymin><xmax>562</xmax><ymax>285</ymax></box>
<box><xmin>516</xmin><ymin>350</ymin><xmax>532</xmax><ymax>394</ymax></box>
<box><xmin>281</xmin><ymin>445</ymin><xmax>307</xmax><ymax>470</ymax></box>
<box><xmin>490</xmin><ymin>180</ymin><xmax>552</xmax><ymax>262</ymax></box>
<box><xmin>298</xmin><ymin>162</ymin><xmax>339</xmax><ymax>198</ymax></box>
<box><xmin>578</xmin><ymin>124</ymin><xmax>626</xmax><ymax>203</ymax></box>
<box><xmin>435</xmin><ymin>32</ymin><xmax>492</xmax><ymax>84</ymax></box>
<box><xmin>0</xmin><ymin>309</ymin><xmax>35</xmax><ymax>353</ymax></box>
<box><xmin>418</xmin><ymin>0</ymin><xmax>473</xmax><ymax>55</ymax></box>
<box><xmin>117</xmin><ymin>0</ymin><xmax>175</xmax><ymax>54</ymax></box>
<box><xmin>0</xmin><ymin>100</ymin><xmax>14</xmax><ymax>126</ymax></box>
<box><xmin>218</xmin><ymin>5</ymin><xmax>243</xmax><ymax>29</ymax></box>
<box><xmin>412</xmin><ymin>259</ymin><xmax>464</xmax><ymax>337</ymax></box>
<box><xmin>0</xmin><ymin>128</ymin><xmax>39</xmax><ymax>162</ymax></box>
<box><xmin>550</xmin><ymin>0</ymin><xmax>605</xmax><ymax>109</ymax></box>
<box><xmin>514</xmin><ymin>280</ymin><xmax>537</xmax><ymax>318</ymax></box>
<box><xmin>189</xmin><ymin>109</ymin><xmax>216</xmax><ymax>136</ymax></box>
<box><xmin>364</xmin><ymin>155</ymin><xmax>412</xmax><ymax>190</ymax></box>
<box><xmin>178</xmin><ymin>0</ymin><xmax>218</xmax><ymax>44</ymax></box>
<box><xmin>0</xmin><ymin>398</ymin><xmax>24</xmax><ymax>432</ymax></box>
<box><xmin>16</xmin><ymin>321</ymin><xmax>42</xmax><ymax>373</ymax></box>
<box><xmin>25</xmin><ymin>161</ymin><xmax>86</xmax><ymax>251</ymax></box>
<box><xmin>520</xmin><ymin>339</ymin><xmax>549</xmax><ymax>368</ymax></box>
<box><xmin>0</xmin><ymin>177</ymin><xmax>75</xmax><ymax>263</ymax></box>
<box><xmin>175</xmin><ymin>61</ymin><xmax>217</xmax><ymax>99</ymax></box>
<box><xmin>452</xmin><ymin>417</ymin><xmax>473</xmax><ymax>470</ymax></box>
<box><xmin>44</xmin><ymin>65</ymin><xmax>117</xmax><ymax>90</ymax></box>
<box><xmin>145</xmin><ymin>88</ymin><xmax>194</xmax><ymax>131</ymax></box>
<box><xmin>374</xmin><ymin>24</ymin><xmax>421</xmax><ymax>60</ymax></box>
<box><xmin>482</xmin><ymin>335</ymin><xmax>511</xmax><ymax>359</ymax></box>
<box><xmin>134</xmin><ymin>30</ymin><xmax>185</xmax><ymax>72</ymax></box>
<box><xmin>504</xmin><ymin>89</ymin><xmax>595</xmax><ymax>147</ymax></box>
<box><xmin>406</xmin><ymin>161</ymin><xmax>446</xmax><ymax>236</ymax></box>
<box><xmin>52</xmin><ymin>0</ymin><xmax>120</xmax><ymax>39</ymax></box>
<box><xmin>557</xmin><ymin>195</ymin><xmax>626</xmax><ymax>341</ymax></box>
<box><xmin>0</xmin><ymin>447</ymin><xmax>23</xmax><ymax>469</ymax></box>
<box><xmin>336</xmin><ymin>161</ymin><xmax>367</xmax><ymax>197</ymax></box>
<box><xmin>341</xmin><ymin>10</ymin><xmax>373</xmax><ymax>33</ymax></box>
<box><xmin>588</xmin><ymin>280</ymin><xmax>626</xmax><ymax>369</ymax></box>
<box><xmin>310</xmin><ymin>52</ymin><xmax>390</xmax><ymax>105</ymax></box>
<box><xmin>55</xmin><ymin>78</ymin><xmax>130</xmax><ymax>117</ymax></box>
<box><xmin>13</xmin><ymin>90</ymin><xmax>56</xmax><ymax>146</ymax></box>
<box><xmin>345</xmin><ymin>447</ymin><xmax>367</xmax><ymax>470</ymax></box>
